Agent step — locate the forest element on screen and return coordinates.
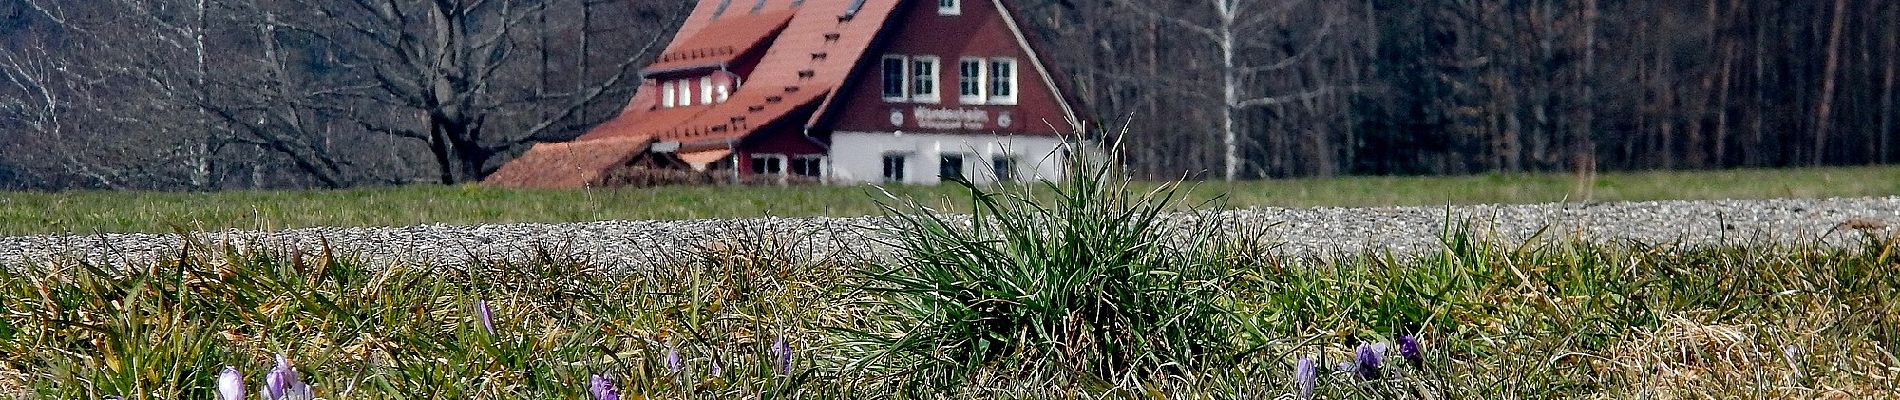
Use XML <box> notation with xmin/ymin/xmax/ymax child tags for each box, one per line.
<box><xmin>2</xmin><ymin>0</ymin><xmax>1896</xmax><ymax>188</ymax></box>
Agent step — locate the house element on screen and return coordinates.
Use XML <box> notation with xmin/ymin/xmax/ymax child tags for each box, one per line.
<box><xmin>482</xmin><ymin>0</ymin><xmax>1084</xmax><ymax>187</ymax></box>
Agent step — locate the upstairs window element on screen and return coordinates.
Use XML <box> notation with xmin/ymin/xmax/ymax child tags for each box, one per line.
<box><xmin>910</xmin><ymin>56</ymin><xmax>939</xmax><ymax>103</ymax></box>
<box><xmin>699</xmin><ymin>77</ymin><xmax>714</xmax><ymax>105</ymax></box>
<box><xmin>716</xmin><ymin>83</ymin><xmax>730</xmax><ymax>103</ymax></box>
<box><xmin>661</xmin><ymin>81</ymin><xmax>677</xmax><ymax>108</ymax></box>
<box><xmin>881</xmin><ymin>56</ymin><xmax>908</xmax><ymax>100</ymax></box>
<box><xmin>675</xmin><ymin>79</ymin><xmax>693</xmax><ymax>106</ymax></box>
<box><xmin>988</xmin><ymin>58</ymin><xmax>1017</xmax><ymax>104</ymax></box>
<box><xmin>938</xmin><ymin>0</ymin><xmax>959</xmax><ymax>15</ymax></box>
<box><xmin>958</xmin><ymin>58</ymin><xmax>985</xmax><ymax>104</ymax></box>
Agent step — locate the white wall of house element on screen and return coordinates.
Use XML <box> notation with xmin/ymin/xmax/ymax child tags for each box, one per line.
<box><xmin>827</xmin><ymin>131</ymin><xmax>1068</xmax><ymax>185</ymax></box>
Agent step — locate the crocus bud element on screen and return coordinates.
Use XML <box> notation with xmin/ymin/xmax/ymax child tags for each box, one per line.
<box><xmin>267</xmin><ymin>354</ymin><xmax>289</xmax><ymax>399</ymax></box>
<box><xmin>1295</xmin><ymin>356</ymin><xmax>1317</xmax><ymax>400</ymax></box>
<box><xmin>217</xmin><ymin>365</ymin><xmax>245</xmax><ymax>400</ymax></box>
<box><xmin>666</xmin><ymin>344</ymin><xmax>684</xmax><ymax>373</ymax></box>
<box><xmin>1397</xmin><ymin>335</ymin><xmax>1424</xmax><ymax>367</ymax></box>
<box><xmin>476</xmin><ymin>300</ymin><xmax>495</xmax><ymax>336</ymax></box>
<box><xmin>1354</xmin><ymin>342</ymin><xmax>1384</xmax><ymax>380</ymax></box>
<box><xmin>772</xmin><ymin>337</ymin><xmax>793</xmax><ymax>376</ymax></box>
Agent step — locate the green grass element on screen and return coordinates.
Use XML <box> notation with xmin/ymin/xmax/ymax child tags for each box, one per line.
<box><xmin>4</xmin><ymin>225</ymin><xmax>1897</xmax><ymax>398</ymax></box>
<box><xmin>4</xmin><ymin>158</ymin><xmax>1899</xmax><ymax>398</ymax></box>
<box><xmin>3</xmin><ymin>165</ymin><xmax>1898</xmax><ymax>236</ymax></box>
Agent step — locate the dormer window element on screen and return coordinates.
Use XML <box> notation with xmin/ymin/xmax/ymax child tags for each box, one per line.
<box><xmin>661</xmin><ymin>81</ymin><xmax>677</xmax><ymax>108</ymax></box>
<box><xmin>938</xmin><ymin>0</ymin><xmax>959</xmax><ymax>15</ymax></box>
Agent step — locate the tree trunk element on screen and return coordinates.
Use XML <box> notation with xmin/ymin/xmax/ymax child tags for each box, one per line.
<box><xmin>1812</xmin><ymin>0</ymin><xmax>1846</xmax><ymax>165</ymax></box>
<box><xmin>1219</xmin><ymin>2</ymin><xmax>1239</xmax><ymax>181</ymax></box>
<box><xmin>1883</xmin><ymin>6</ymin><xmax>1896</xmax><ymax>163</ymax></box>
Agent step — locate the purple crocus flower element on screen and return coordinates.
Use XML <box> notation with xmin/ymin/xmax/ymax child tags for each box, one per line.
<box><xmin>589</xmin><ymin>373</ymin><xmax>620</xmax><ymax>400</ymax></box>
<box><xmin>475</xmin><ymin>300</ymin><xmax>495</xmax><ymax>336</ymax></box>
<box><xmin>217</xmin><ymin>365</ymin><xmax>245</xmax><ymax>400</ymax></box>
<box><xmin>710</xmin><ymin>359</ymin><xmax>723</xmax><ymax>376</ymax></box>
<box><xmin>1295</xmin><ymin>356</ymin><xmax>1317</xmax><ymax>400</ymax></box>
<box><xmin>772</xmin><ymin>337</ymin><xmax>793</xmax><ymax>376</ymax></box>
<box><xmin>266</xmin><ymin>353</ymin><xmax>314</xmax><ymax>400</ymax></box>
<box><xmin>666</xmin><ymin>344</ymin><xmax>684</xmax><ymax>373</ymax></box>
<box><xmin>1397</xmin><ymin>335</ymin><xmax>1424</xmax><ymax>367</ymax></box>
<box><xmin>1354</xmin><ymin>342</ymin><xmax>1385</xmax><ymax>380</ymax></box>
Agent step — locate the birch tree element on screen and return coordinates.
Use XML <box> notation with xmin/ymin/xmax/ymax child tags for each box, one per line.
<box><xmin>1108</xmin><ymin>0</ymin><xmax>1348</xmax><ymax>180</ymax></box>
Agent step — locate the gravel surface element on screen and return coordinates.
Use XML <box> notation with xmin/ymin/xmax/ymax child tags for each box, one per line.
<box><xmin>4</xmin><ymin>196</ymin><xmax>1898</xmax><ymax>267</ymax></box>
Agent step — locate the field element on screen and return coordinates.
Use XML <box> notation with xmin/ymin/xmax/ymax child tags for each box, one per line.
<box><xmin>2</xmin><ymin>165</ymin><xmax>1898</xmax><ymax>236</ymax></box>
<box><xmin>2</xmin><ymin>162</ymin><xmax>1898</xmax><ymax>398</ymax></box>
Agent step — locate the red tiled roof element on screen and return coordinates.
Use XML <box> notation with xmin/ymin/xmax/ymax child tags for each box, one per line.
<box><xmin>485</xmin><ymin>0</ymin><xmax>905</xmax><ymax>186</ymax></box>
<box><xmin>644</xmin><ymin>10</ymin><xmax>796</xmax><ymax>74</ymax></box>
<box><xmin>483</xmin><ymin>137</ymin><xmax>653</xmax><ymax>188</ymax></box>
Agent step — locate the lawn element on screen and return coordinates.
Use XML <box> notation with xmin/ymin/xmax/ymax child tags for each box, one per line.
<box><xmin>1</xmin><ymin>167</ymin><xmax>1895</xmax><ymax>398</ymax></box>
<box><xmin>3</xmin><ymin>165</ymin><xmax>1898</xmax><ymax>236</ymax></box>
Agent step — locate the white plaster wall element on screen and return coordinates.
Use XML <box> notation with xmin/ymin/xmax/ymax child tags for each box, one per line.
<box><xmin>827</xmin><ymin>131</ymin><xmax>1069</xmax><ymax>185</ymax></box>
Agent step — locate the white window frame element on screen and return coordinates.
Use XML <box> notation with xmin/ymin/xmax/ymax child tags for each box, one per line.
<box><xmin>750</xmin><ymin>153</ymin><xmax>787</xmax><ymax>176</ymax></box>
<box><xmin>910</xmin><ymin>56</ymin><xmax>940</xmax><ymax>103</ymax></box>
<box><xmin>987</xmin><ymin>58</ymin><xmax>1017</xmax><ymax>105</ymax></box>
<box><xmin>958</xmin><ymin>58</ymin><xmax>985</xmax><ymax>104</ymax></box>
<box><xmin>937</xmin><ymin>0</ymin><xmax>959</xmax><ymax>15</ymax></box>
<box><xmin>660</xmin><ymin>81</ymin><xmax>676</xmax><ymax>108</ymax></box>
<box><xmin>699</xmin><ymin>77</ymin><xmax>714</xmax><ymax>105</ymax></box>
<box><xmin>881</xmin><ymin>55</ymin><xmax>909</xmax><ymax>101</ymax></box>
<box><xmin>716</xmin><ymin>83</ymin><xmax>730</xmax><ymax>103</ymax></box>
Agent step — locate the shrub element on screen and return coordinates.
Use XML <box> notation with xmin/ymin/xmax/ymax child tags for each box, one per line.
<box><xmin>850</xmin><ymin>142</ymin><xmax>1242</xmax><ymax>386</ymax></box>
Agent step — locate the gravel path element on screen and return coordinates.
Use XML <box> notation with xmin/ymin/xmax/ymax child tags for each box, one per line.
<box><xmin>4</xmin><ymin>196</ymin><xmax>1897</xmax><ymax>267</ymax></box>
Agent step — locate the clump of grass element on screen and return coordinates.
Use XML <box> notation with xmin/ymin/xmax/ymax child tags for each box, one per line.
<box><xmin>847</xmin><ymin>144</ymin><xmax>1244</xmax><ymax>387</ymax></box>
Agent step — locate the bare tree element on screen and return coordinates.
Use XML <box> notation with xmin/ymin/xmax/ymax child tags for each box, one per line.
<box><xmin>277</xmin><ymin>0</ymin><xmax>679</xmax><ymax>184</ymax></box>
<box><xmin>1109</xmin><ymin>0</ymin><xmax>1349</xmax><ymax>180</ymax></box>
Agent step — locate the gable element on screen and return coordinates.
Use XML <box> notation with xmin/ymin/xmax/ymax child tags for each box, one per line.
<box><xmin>817</xmin><ymin>0</ymin><xmax>1079</xmax><ymax>136</ymax></box>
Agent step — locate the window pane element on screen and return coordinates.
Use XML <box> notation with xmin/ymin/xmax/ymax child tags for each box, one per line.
<box><xmin>882</xmin><ymin>57</ymin><xmax>906</xmax><ymax>99</ymax></box>
<box><xmin>660</xmin><ymin>82</ymin><xmax>675</xmax><ymax>108</ymax></box>
<box><xmin>751</xmin><ymin>155</ymin><xmax>783</xmax><ymax>175</ymax></box>
<box><xmin>959</xmin><ymin>59</ymin><xmax>982</xmax><ymax>98</ymax></box>
<box><xmin>700</xmin><ymin>77</ymin><xmax>713</xmax><ymax>105</ymax></box>
<box><xmin>912</xmin><ymin>58</ymin><xmax>936</xmax><ymax>98</ymax></box>
<box><xmin>938</xmin><ymin>0</ymin><xmax>957</xmax><ymax>14</ymax></box>
<box><xmin>992</xmin><ymin>156</ymin><xmax>1014</xmax><ymax>182</ymax></box>
<box><xmin>938</xmin><ymin>154</ymin><xmax>963</xmax><ymax>180</ymax></box>
<box><xmin>677</xmin><ymin>79</ymin><xmax>692</xmax><ymax>106</ymax></box>
<box><xmin>791</xmin><ymin>157</ymin><xmax>823</xmax><ymax>177</ymax></box>
<box><xmin>882</xmin><ymin>155</ymin><xmax>906</xmax><ymax>182</ymax></box>
<box><xmin>989</xmin><ymin>60</ymin><xmax>1014</xmax><ymax>98</ymax></box>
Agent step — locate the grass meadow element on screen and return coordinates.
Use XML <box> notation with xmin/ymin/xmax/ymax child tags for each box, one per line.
<box><xmin>2</xmin><ymin>164</ymin><xmax>1898</xmax><ymax>236</ymax></box>
<box><xmin>3</xmin><ymin>156</ymin><xmax>1899</xmax><ymax>399</ymax></box>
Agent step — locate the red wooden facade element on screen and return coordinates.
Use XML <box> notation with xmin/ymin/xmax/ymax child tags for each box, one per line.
<box><xmin>483</xmin><ymin>0</ymin><xmax>1082</xmax><ymax>188</ymax></box>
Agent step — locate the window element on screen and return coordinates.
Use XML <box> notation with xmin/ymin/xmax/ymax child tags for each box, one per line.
<box><xmin>881</xmin><ymin>154</ymin><xmax>907</xmax><ymax>182</ymax></box>
<box><xmin>991</xmin><ymin>155</ymin><xmax>1015</xmax><ymax>182</ymax></box>
<box><xmin>699</xmin><ymin>77</ymin><xmax>714</xmax><ymax>105</ymax></box>
<box><xmin>938</xmin><ymin>154</ymin><xmax>964</xmax><ymax>181</ymax></box>
<box><xmin>937</xmin><ymin>0</ymin><xmax>959</xmax><ymax>15</ymax></box>
<box><xmin>661</xmin><ymin>81</ymin><xmax>676</xmax><ymax>108</ymax></box>
<box><xmin>750</xmin><ymin>154</ymin><xmax>785</xmax><ymax>175</ymax></box>
<box><xmin>988</xmin><ymin>58</ymin><xmax>1016</xmax><ymax>104</ymax></box>
<box><xmin>958</xmin><ymin>58</ymin><xmax>984</xmax><ymax>103</ymax></box>
<box><xmin>716</xmin><ymin>83</ymin><xmax>730</xmax><ymax>103</ymax></box>
<box><xmin>790</xmin><ymin>156</ymin><xmax>824</xmax><ymax>177</ymax></box>
<box><xmin>881</xmin><ymin>56</ymin><xmax>907</xmax><ymax>100</ymax></box>
<box><xmin>676</xmin><ymin>79</ymin><xmax>693</xmax><ymax>106</ymax></box>
<box><xmin>910</xmin><ymin>56</ymin><xmax>939</xmax><ymax>103</ymax></box>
